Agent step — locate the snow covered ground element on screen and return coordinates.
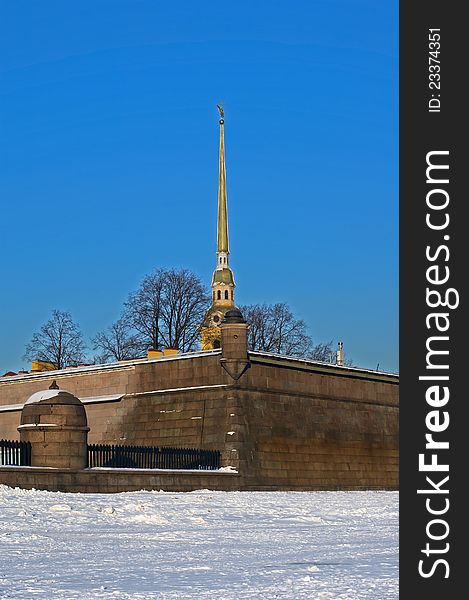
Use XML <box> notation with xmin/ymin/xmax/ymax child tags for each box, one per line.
<box><xmin>0</xmin><ymin>486</ymin><xmax>398</xmax><ymax>599</ymax></box>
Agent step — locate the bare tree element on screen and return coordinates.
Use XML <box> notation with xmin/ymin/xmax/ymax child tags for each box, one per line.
<box><xmin>308</xmin><ymin>341</ymin><xmax>353</xmax><ymax>366</ymax></box>
<box><xmin>159</xmin><ymin>269</ymin><xmax>209</xmax><ymax>351</ymax></box>
<box><xmin>239</xmin><ymin>303</ymin><xmax>312</xmax><ymax>357</ymax></box>
<box><xmin>92</xmin><ymin>319</ymin><xmax>143</xmax><ymax>363</ymax></box>
<box><xmin>308</xmin><ymin>341</ymin><xmax>335</xmax><ymax>362</ymax></box>
<box><xmin>239</xmin><ymin>303</ymin><xmax>352</xmax><ymax>364</ymax></box>
<box><xmin>124</xmin><ymin>268</ymin><xmax>209</xmax><ymax>353</ymax></box>
<box><xmin>124</xmin><ymin>268</ymin><xmax>165</xmax><ymax>350</ymax></box>
<box><xmin>23</xmin><ymin>310</ymin><xmax>86</xmax><ymax>369</ymax></box>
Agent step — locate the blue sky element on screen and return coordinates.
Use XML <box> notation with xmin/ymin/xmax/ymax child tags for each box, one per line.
<box><xmin>0</xmin><ymin>0</ymin><xmax>398</xmax><ymax>373</ymax></box>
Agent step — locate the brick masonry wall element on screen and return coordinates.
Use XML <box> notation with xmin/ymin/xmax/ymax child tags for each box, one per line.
<box><xmin>0</xmin><ymin>410</ymin><xmax>19</xmax><ymax>439</ymax></box>
<box><xmin>0</xmin><ymin>367</ymin><xmax>133</xmax><ymax>407</ymax></box>
<box><xmin>0</xmin><ymin>353</ymin><xmax>228</xmax><ymax>441</ymax></box>
<box><xmin>0</xmin><ymin>353</ymin><xmax>399</xmax><ymax>490</ymax></box>
<box><xmin>235</xmin><ymin>388</ymin><xmax>398</xmax><ymax>490</ymax></box>
<box><xmin>232</xmin><ymin>360</ymin><xmax>399</xmax><ymax>490</ymax></box>
<box><xmin>85</xmin><ymin>389</ymin><xmax>235</xmax><ymax>460</ymax></box>
<box><xmin>0</xmin><ymin>354</ymin><xmax>225</xmax><ymax>408</ymax></box>
<box><xmin>0</xmin><ymin>467</ymin><xmax>240</xmax><ymax>493</ymax></box>
<box><xmin>243</xmin><ymin>359</ymin><xmax>399</xmax><ymax>407</ymax></box>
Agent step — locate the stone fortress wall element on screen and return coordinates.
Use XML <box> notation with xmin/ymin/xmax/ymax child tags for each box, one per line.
<box><xmin>1</xmin><ymin>108</ymin><xmax>398</xmax><ymax>492</ymax></box>
<box><xmin>0</xmin><ymin>327</ymin><xmax>398</xmax><ymax>491</ymax></box>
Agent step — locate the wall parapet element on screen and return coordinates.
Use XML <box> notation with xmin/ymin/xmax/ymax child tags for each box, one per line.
<box><xmin>0</xmin><ymin>466</ymin><xmax>240</xmax><ymax>493</ymax></box>
<box><xmin>249</xmin><ymin>351</ymin><xmax>399</xmax><ymax>384</ymax></box>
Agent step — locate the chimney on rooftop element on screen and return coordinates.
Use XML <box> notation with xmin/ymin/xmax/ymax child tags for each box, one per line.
<box><xmin>336</xmin><ymin>341</ymin><xmax>344</xmax><ymax>367</ymax></box>
<box><xmin>31</xmin><ymin>360</ymin><xmax>56</xmax><ymax>372</ymax></box>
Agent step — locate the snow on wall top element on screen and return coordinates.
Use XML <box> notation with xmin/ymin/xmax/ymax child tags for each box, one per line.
<box><xmin>24</xmin><ymin>389</ymin><xmax>73</xmax><ymax>406</ymax></box>
<box><xmin>0</xmin><ymin>349</ymin><xmax>222</xmax><ymax>383</ymax></box>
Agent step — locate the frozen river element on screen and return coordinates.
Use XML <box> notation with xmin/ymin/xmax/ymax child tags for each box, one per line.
<box><xmin>0</xmin><ymin>486</ymin><xmax>398</xmax><ymax>599</ymax></box>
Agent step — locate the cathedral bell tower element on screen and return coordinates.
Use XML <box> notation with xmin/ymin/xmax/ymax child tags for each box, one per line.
<box><xmin>200</xmin><ymin>104</ymin><xmax>236</xmax><ymax>350</ymax></box>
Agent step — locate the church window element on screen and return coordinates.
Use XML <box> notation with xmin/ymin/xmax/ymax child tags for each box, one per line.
<box><xmin>225</xmin><ymin>290</ymin><xmax>229</xmax><ymax>300</ymax></box>
<box><xmin>213</xmin><ymin>339</ymin><xmax>221</xmax><ymax>349</ymax></box>
<box><xmin>217</xmin><ymin>290</ymin><xmax>221</xmax><ymax>300</ymax></box>
<box><xmin>231</xmin><ymin>290</ymin><xmax>234</xmax><ymax>301</ymax></box>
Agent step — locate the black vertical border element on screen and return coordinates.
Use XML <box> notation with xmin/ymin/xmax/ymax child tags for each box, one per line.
<box><xmin>400</xmin><ymin>2</ymin><xmax>465</xmax><ymax>597</ymax></box>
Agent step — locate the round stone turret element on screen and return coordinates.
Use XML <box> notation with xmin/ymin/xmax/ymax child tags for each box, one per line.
<box><xmin>220</xmin><ymin>309</ymin><xmax>250</xmax><ymax>380</ymax></box>
<box><xmin>223</xmin><ymin>309</ymin><xmax>246</xmax><ymax>324</ymax></box>
<box><xmin>18</xmin><ymin>382</ymin><xmax>89</xmax><ymax>469</ymax></box>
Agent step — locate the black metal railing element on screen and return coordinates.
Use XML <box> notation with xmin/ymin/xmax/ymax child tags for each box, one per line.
<box><xmin>87</xmin><ymin>444</ymin><xmax>221</xmax><ymax>470</ymax></box>
<box><xmin>0</xmin><ymin>439</ymin><xmax>32</xmax><ymax>466</ymax></box>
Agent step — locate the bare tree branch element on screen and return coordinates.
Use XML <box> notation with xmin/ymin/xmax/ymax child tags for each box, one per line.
<box><xmin>308</xmin><ymin>341</ymin><xmax>335</xmax><ymax>362</ymax></box>
<box><xmin>124</xmin><ymin>268</ymin><xmax>209</xmax><ymax>353</ymax></box>
<box><xmin>23</xmin><ymin>310</ymin><xmax>86</xmax><ymax>369</ymax></box>
<box><xmin>123</xmin><ymin>268</ymin><xmax>165</xmax><ymax>350</ymax></box>
<box><xmin>239</xmin><ymin>303</ymin><xmax>313</xmax><ymax>357</ymax></box>
<box><xmin>239</xmin><ymin>302</ymin><xmax>352</xmax><ymax>364</ymax></box>
<box><xmin>92</xmin><ymin>319</ymin><xmax>144</xmax><ymax>363</ymax></box>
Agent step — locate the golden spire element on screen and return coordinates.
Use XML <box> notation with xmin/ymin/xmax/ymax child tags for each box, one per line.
<box><xmin>217</xmin><ymin>103</ymin><xmax>229</xmax><ymax>254</ymax></box>
<box><xmin>200</xmin><ymin>104</ymin><xmax>236</xmax><ymax>351</ymax></box>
